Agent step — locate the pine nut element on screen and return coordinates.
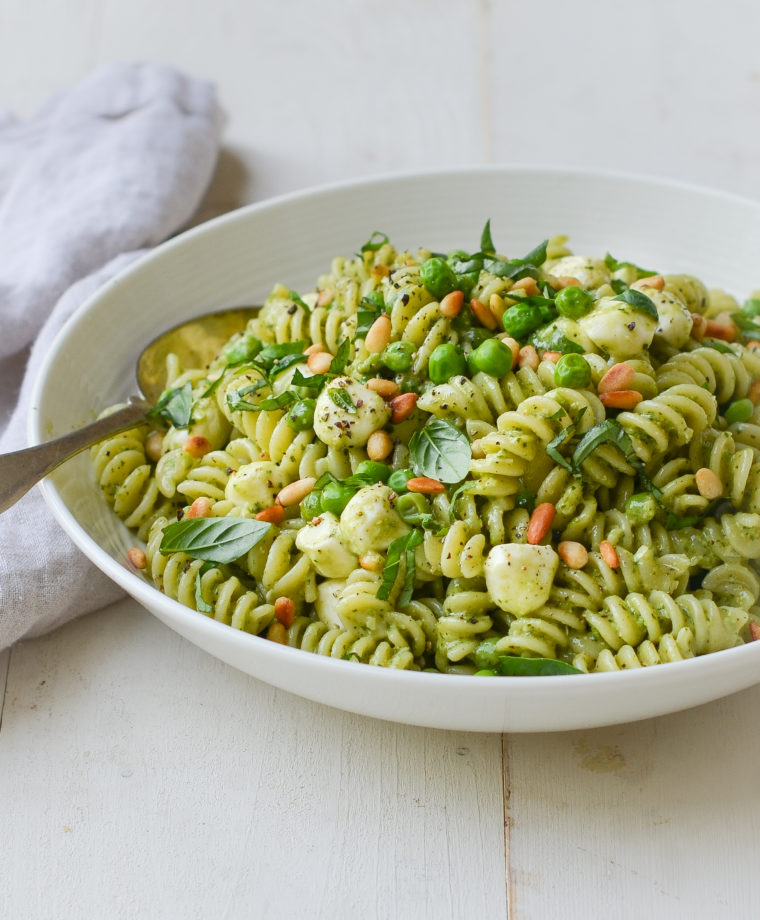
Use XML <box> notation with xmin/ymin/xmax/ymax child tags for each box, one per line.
<box><xmin>599</xmin><ymin>390</ymin><xmax>643</xmax><ymax>409</ymax></box>
<box><xmin>255</xmin><ymin>504</ymin><xmax>286</xmax><ymax>525</ymax></box>
<box><xmin>695</xmin><ymin>467</ymin><xmax>724</xmax><ymax>500</ymax></box>
<box><xmin>439</xmin><ymin>290</ymin><xmax>464</xmax><ymax>318</ymax></box>
<box><xmin>307</xmin><ymin>351</ymin><xmax>333</xmax><ymax>374</ymax></box>
<box><xmin>470</xmin><ymin>297</ymin><xmax>498</xmax><ymax>330</ymax></box>
<box><xmin>316</xmin><ymin>289</ymin><xmax>334</xmax><ymax>307</ymax></box>
<box><xmin>127</xmin><ymin>547</ymin><xmax>147</xmax><ymax>569</ymax></box>
<box><xmin>304</xmin><ymin>343</ymin><xmax>323</xmax><ymax>355</ymax></box>
<box><xmin>406</xmin><ymin>476</ymin><xmax>445</xmax><ymax>494</ymax></box>
<box><xmin>276</xmin><ymin>477</ymin><xmax>317</xmax><ymax>507</ymax></box>
<box><xmin>274</xmin><ymin>596</ymin><xmax>295</xmax><ymax>628</ymax></box>
<box><xmin>489</xmin><ymin>293</ymin><xmax>507</xmax><ymax>322</ymax></box>
<box><xmin>598</xmin><ymin>362</ymin><xmax>635</xmax><ymax>394</ymax></box>
<box><xmin>188</xmin><ymin>497</ymin><xmax>213</xmax><ymax>519</ymax></box>
<box><xmin>359</xmin><ymin>553</ymin><xmax>384</xmax><ymax>572</ymax></box>
<box><xmin>371</xmin><ymin>263</ymin><xmax>391</xmax><ymax>279</ymax></box>
<box><xmin>512</xmin><ymin>277</ymin><xmax>541</xmax><ymax>297</ymax></box>
<box><xmin>631</xmin><ymin>274</ymin><xmax>664</xmax><ymax>291</ymax></box>
<box><xmin>599</xmin><ymin>540</ymin><xmax>620</xmax><ymax>568</ymax></box>
<box><xmin>748</xmin><ymin>380</ymin><xmax>760</xmax><ymax>405</ymax></box>
<box><xmin>690</xmin><ymin>313</ymin><xmax>707</xmax><ymax>340</ymax></box>
<box><xmin>499</xmin><ymin>336</ymin><xmax>521</xmax><ymax>365</ymax></box>
<box><xmin>367</xmin><ymin>429</ymin><xmax>393</xmax><ymax>461</ymax></box>
<box><xmin>542</xmin><ymin>351</ymin><xmax>562</xmax><ymax>363</ymax></box>
<box><xmin>554</xmin><ymin>276</ymin><xmax>582</xmax><ymax>288</ymax></box>
<box><xmin>747</xmin><ymin>340</ymin><xmax>760</xmax><ymax>352</ymax></box>
<box><xmin>183</xmin><ymin>435</ymin><xmax>211</xmax><ymax>458</ymax></box>
<box><xmin>518</xmin><ymin>345</ymin><xmax>539</xmax><ymax>371</ymax></box>
<box><xmin>704</xmin><ymin>318</ymin><xmax>736</xmax><ymax>342</ymax></box>
<box><xmin>366</xmin><ymin>378</ymin><xmax>400</xmax><ymax>399</ymax></box>
<box><xmin>389</xmin><ymin>392</ymin><xmax>418</xmax><ymax>424</ymax></box>
<box><xmin>364</xmin><ymin>314</ymin><xmax>392</xmax><ymax>353</ymax></box>
<box><xmin>266</xmin><ymin>621</ymin><xmax>288</xmax><ymax>644</ymax></box>
<box><xmin>144</xmin><ymin>431</ymin><xmax>164</xmax><ymax>462</ymax></box>
<box><xmin>558</xmin><ymin>541</ymin><xmax>589</xmax><ymax>569</ymax></box>
<box><xmin>527</xmin><ymin>502</ymin><xmax>556</xmax><ymax>545</ymax></box>
<box><xmin>749</xmin><ymin>622</ymin><xmax>760</xmax><ymax>642</ymax></box>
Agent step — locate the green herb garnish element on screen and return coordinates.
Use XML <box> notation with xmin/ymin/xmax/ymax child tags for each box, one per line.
<box><xmin>613</xmin><ymin>288</ymin><xmax>659</xmax><ymax>320</ymax></box>
<box><xmin>409</xmin><ymin>419</ymin><xmax>472</xmax><ymax>484</ymax></box>
<box><xmin>148</xmin><ymin>381</ymin><xmax>193</xmax><ymax>429</ymax></box>
<box><xmin>360</xmin><ymin>231</ymin><xmax>389</xmax><ymax>254</ymax></box>
<box><xmin>377</xmin><ymin>529</ymin><xmax>423</xmax><ymax>604</ymax></box>
<box><xmin>160</xmin><ymin>518</ymin><xmax>271</xmax><ymax>564</ymax></box>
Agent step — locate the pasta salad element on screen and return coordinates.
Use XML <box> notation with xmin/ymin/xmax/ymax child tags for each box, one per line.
<box><xmin>94</xmin><ymin>224</ymin><xmax>760</xmax><ymax>676</ymax></box>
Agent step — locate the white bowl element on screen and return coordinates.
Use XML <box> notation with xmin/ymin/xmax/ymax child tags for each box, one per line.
<box><xmin>30</xmin><ymin>167</ymin><xmax>760</xmax><ymax>732</ymax></box>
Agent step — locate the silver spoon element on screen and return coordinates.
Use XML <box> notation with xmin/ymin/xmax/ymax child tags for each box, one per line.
<box><xmin>0</xmin><ymin>306</ymin><xmax>259</xmax><ymax>514</ymax></box>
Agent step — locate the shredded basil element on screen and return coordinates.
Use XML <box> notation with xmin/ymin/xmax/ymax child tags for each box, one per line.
<box><xmin>160</xmin><ymin>518</ymin><xmax>271</xmax><ymax>564</ymax></box>
<box><xmin>328</xmin><ymin>388</ymin><xmax>357</xmax><ymax>413</ymax></box>
<box><xmin>613</xmin><ymin>288</ymin><xmax>658</xmax><ymax>320</ymax></box>
<box><xmin>495</xmin><ymin>656</ymin><xmax>583</xmax><ymax>676</ymax></box>
<box><xmin>545</xmin><ymin>408</ymin><xmax>586</xmax><ymax>472</ymax></box>
<box><xmin>194</xmin><ymin>561</ymin><xmax>215</xmax><ymax>613</ymax></box>
<box><xmin>604</xmin><ymin>252</ymin><xmax>657</xmax><ymax>279</ymax></box>
<box><xmin>480</xmin><ymin>219</ymin><xmax>495</xmax><ymax>255</ymax></box>
<box><xmin>377</xmin><ymin>529</ymin><xmax>423</xmax><ymax>604</ymax></box>
<box><xmin>704</xmin><ymin>341</ymin><xmax>735</xmax><ymax>354</ymax></box>
<box><xmin>288</xmin><ymin>290</ymin><xmax>312</xmax><ymax>315</ymax></box>
<box><xmin>148</xmin><ymin>381</ymin><xmax>193</xmax><ymax>429</ymax></box>
<box><xmin>360</xmin><ymin>231</ymin><xmax>389</xmax><ymax>254</ymax></box>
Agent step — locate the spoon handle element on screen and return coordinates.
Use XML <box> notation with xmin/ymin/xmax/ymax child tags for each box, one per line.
<box><xmin>0</xmin><ymin>397</ymin><xmax>151</xmax><ymax>515</ymax></box>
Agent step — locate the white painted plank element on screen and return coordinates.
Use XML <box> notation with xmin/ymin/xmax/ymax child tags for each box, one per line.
<box><xmin>488</xmin><ymin>0</ymin><xmax>760</xmax><ymax>200</ymax></box>
<box><xmin>0</xmin><ymin>600</ymin><xmax>507</xmax><ymax>920</ymax></box>
<box><xmin>505</xmin><ymin>690</ymin><xmax>760</xmax><ymax>919</ymax></box>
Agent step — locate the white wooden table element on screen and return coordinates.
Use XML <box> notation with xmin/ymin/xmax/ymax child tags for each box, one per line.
<box><xmin>2</xmin><ymin>2</ymin><xmax>760</xmax><ymax>917</ymax></box>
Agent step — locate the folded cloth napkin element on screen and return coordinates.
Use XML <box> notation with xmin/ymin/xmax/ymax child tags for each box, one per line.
<box><xmin>0</xmin><ymin>62</ymin><xmax>223</xmax><ymax>650</ymax></box>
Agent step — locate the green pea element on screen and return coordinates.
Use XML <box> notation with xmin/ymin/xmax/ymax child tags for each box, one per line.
<box><xmin>428</xmin><ymin>343</ymin><xmax>468</xmax><ymax>384</ymax></box>
<box><xmin>625</xmin><ymin>492</ymin><xmax>657</xmax><ymax>525</ymax></box>
<box><xmin>473</xmin><ymin>669</ymin><xmax>497</xmax><ymax>676</ymax></box>
<box><xmin>388</xmin><ymin>468</ymin><xmax>414</xmax><ymax>492</ymax></box>
<box><xmin>396</xmin><ymin>492</ymin><xmax>431</xmax><ymax>526</ymax></box>
<box><xmin>286</xmin><ymin>398</ymin><xmax>316</xmax><ymax>431</ymax></box>
<box><xmin>300</xmin><ymin>490</ymin><xmax>322</xmax><ymax>522</ymax></box>
<box><xmin>381</xmin><ymin>341</ymin><xmax>415</xmax><ymax>373</ymax></box>
<box><xmin>321</xmin><ymin>480</ymin><xmax>355</xmax><ymax>516</ymax></box>
<box><xmin>472</xmin><ymin>636</ymin><xmax>501</xmax><ymax>671</ymax></box>
<box><xmin>554</xmin><ymin>353</ymin><xmax>591</xmax><ymax>389</ymax></box>
<box><xmin>354</xmin><ymin>460</ymin><xmax>391</xmax><ymax>483</ymax></box>
<box><xmin>468</xmin><ymin>338</ymin><xmax>513</xmax><ymax>377</ymax></box>
<box><xmin>554</xmin><ymin>285</ymin><xmax>593</xmax><ymax>318</ymax></box>
<box><xmin>742</xmin><ymin>298</ymin><xmax>760</xmax><ymax>317</ymax></box>
<box><xmin>502</xmin><ymin>302</ymin><xmax>543</xmax><ymax>339</ymax></box>
<box><xmin>724</xmin><ymin>398</ymin><xmax>754</xmax><ymax>424</ymax></box>
<box><xmin>420</xmin><ymin>257</ymin><xmax>459</xmax><ymax>300</ymax></box>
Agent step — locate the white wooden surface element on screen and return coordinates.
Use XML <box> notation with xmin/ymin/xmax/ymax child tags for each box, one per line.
<box><xmin>2</xmin><ymin>1</ymin><xmax>760</xmax><ymax>917</ymax></box>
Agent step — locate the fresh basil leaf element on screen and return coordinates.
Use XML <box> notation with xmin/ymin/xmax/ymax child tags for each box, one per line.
<box><xmin>571</xmin><ymin>418</ymin><xmax>635</xmax><ymax>470</ymax></box>
<box><xmin>482</xmin><ymin>256</ymin><xmax>539</xmax><ymax>281</ymax></box>
<box><xmin>328</xmin><ymin>388</ymin><xmax>357</xmax><ymax>413</ymax></box>
<box><xmin>517</xmin><ymin>239</ymin><xmax>548</xmax><ymax>268</ymax></box>
<box><xmin>330</xmin><ymin>339</ymin><xmax>351</xmax><ymax>375</ymax></box>
<box><xmin>495</xmin><ymin>655</ymin><xmax>583</xmax><ymax>676</ymax></box>
<box><xmin>400</xmin><ymin>529</ymin><xmax>423</xmax><ymax>606</ymax></box>
<box><xmin>148</xmin><ymin>381</ymin><xmax>193</xmax><ymax>429</ymax></box>
<box><xmin>377</xmin><ymin>529</ymin><xmax>422</xmax><ymax>603</ymax></box>
<box><xmin>160</xmin><ymin>518</ymin><xmax>271</xmax><ymax>563</ymax></box>
<box><xmin>508</xmin><ymin>293</ymin><xmax>556</xmax><ymax>309</ymax></box>
<box><xmin>288</xmin><ymin>290</ymin><xmax>312</xmax><ymax>315</ymax></box>
<box><xmin>610</xmin><ymin>278</ymin><xmax>629</xmax><ymax>294</ymax></box>
<box><xmin>360</xmin><ymin>231</ymin><xmax>389</xmax><ymax>254</ymax></box>
<box><xmin>313</xmin><ymin>472</ymin><xmax>339</xmax><ymax>492</ymax></box>
<box><xmin>515</xmin><ymin>483</ymin><xmax>535</xmax><ymax>512</ymax></box>
<box><xmin>742</xmin><ymin>298</ymin><xmax>760</xmax><ymax>317</ymax></box>
<box><xmin>226</xmin><ymin>381</ymin><xmax>268</xmax><ymax>413</ymax></box>
<box><xmin>730</xmin><ymin>311</ymin><xmax>760</xmax><ymax>332</ymax></box>
<box><xmin>202</xmin><ymin>369</ymin><xmax>228</xmax><ymax>398</ymax></box>
<box><xmin>194</xmin><ymin>561</ymin><xmax>215</xmax><ymax>613</ymax></box>
<box><xmin>259</xmin><ymin>390</ymin><xmax>299</xmax><ymax>411</ymax></box>
<box><xmin>704</xmin><ymin>341</ymin><xmax>735</xmax><ymax>354</ymax></box>
<box><xmin>256</xmin><ymin>341</ymin><xmax>308</xmax><ymax>372</ymax></box>
<box><xmin>614</xmin><ymin>288</ymin><xmax>658</xmax><ymax>320</ymax></box>
<box><xmin>480</xmin><ymin>219</ymin><xmax>495</xmax><ymax>255</ymax></box>
<box><xmin>409</xmin><ymin>419</ymin><xmax>472</xmax><ymax>484</ymax></box>
<box><xmin>604</xmin><ymin>252</ymin><xmax>657</xmax><ymax>279</ymax></box>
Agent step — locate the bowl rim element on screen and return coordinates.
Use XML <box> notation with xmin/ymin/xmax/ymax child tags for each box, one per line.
<box><xmin>28</xmin><ymin>164</ymin><xmax>760</xmax><ymax>723</ymax></box>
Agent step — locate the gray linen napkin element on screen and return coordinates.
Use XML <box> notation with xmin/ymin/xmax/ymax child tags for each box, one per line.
<box><xmin>0</xmin><ymin>62</ymin><xmax>223</xmax><ymax>649</ymax></box>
